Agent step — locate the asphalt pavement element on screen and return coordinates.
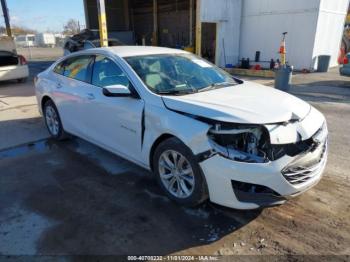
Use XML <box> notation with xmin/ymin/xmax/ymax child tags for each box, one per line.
<box><xmin>0</xmin><ymin>61</ymin><xmax>349</xmax><ymax>256</ymax></box>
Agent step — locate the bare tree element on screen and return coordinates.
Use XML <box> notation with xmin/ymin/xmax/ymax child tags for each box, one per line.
<box><xmin>10</xmin><ymin>25</ymin><xmax>37</xmax><ymax>35</ymax></box>
<box><xmin>63</xmin><ymin>19</ymin><xmax>80</xmax><ymax>35</ymax></box>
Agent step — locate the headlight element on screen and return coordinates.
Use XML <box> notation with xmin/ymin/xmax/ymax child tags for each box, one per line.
<box><xmin>208</xmin><ymin>124</ymin><xmax>269</xmax><ymax>163</ymax></box>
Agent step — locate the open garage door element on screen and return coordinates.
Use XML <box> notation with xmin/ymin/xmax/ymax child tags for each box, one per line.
<box><xmin>131</xmin><ymin>0</ymin><xmax>195</xmax><ymax>48</ymax></box>
<box><xmin>84</xmin><ymin>0</ymin><xmax>196</xmax><ymax>49</ymax></box>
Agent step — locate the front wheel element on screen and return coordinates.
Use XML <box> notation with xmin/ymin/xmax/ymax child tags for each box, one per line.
<box><xmin>153</xmin><ymin>137</ymin><xmax>209</xmax><ymax>207</ymax></box>
<box><xmin>43</xmin><ymin>99</ymin><xmax>68</xmax><ymax>140</ymax></box>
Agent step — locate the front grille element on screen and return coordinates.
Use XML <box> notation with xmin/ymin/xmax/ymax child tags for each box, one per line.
<box><xmin>282</xmin><ymin>141</ymin><xmax>327</xmax><ymax>185</ymax></box>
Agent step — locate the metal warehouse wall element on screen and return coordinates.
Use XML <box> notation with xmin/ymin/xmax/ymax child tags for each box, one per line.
<box><xmin>239</xmin><ymin>0</ymin><xmax>349</xmax><ymax>70</ymax></box>
<box><xmin>200</xmin><ymin>0</ymin><xmax>242</xmax><ymax>67</ymax></box>
<box><xmin>312</xmin><ymin>0</ymin><xmax>350</xmax><ymax>69</ymax></box>
<box><xmin>239</xmin><ymin>0</ymin><xmax>321</xmax><ymax>70</ymax></box>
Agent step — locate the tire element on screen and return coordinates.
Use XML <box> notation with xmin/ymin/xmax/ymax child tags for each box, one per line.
<box><xmin>17</xmin><ymin>78</ymin><xmax>27</xmax><ymax>83</ymax></box>
<box><xmin>43</xmin><ymin>99</ymin><xmax>68</xmax><ymax>140</ymax></box>
<box><xmin>153</xmin><ymin>137</ymin><xmax>209</xmax><ymax>207</ymax></box>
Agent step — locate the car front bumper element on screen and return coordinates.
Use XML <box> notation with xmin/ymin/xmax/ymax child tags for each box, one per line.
<box><xmin>200</xmin><ymin>128</ymin><xmax>328</xmax><ymax>210</ymax></box>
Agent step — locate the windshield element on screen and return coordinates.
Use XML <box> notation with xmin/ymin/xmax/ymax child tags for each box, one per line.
<box><xmin>125</xmin><ymin>54</ymin><xmax>237</xmax><ymax>95</ymax></box>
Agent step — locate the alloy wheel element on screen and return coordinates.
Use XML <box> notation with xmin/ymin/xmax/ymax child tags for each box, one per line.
<box><xmin>158</xmin><ymin>150</ymin><xmax>195</xmax><ymax>199</ymax></box>
<box><xmin>45</xmin><ymin>105</ymin><xmax>60</xmax><ymax>136</ymax></box>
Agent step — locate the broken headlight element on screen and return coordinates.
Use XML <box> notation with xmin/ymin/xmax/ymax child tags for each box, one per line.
<box><xmin>208</xmin><ymin>124</ymin><xmax>269</xmax><ymax>163</ymax></box>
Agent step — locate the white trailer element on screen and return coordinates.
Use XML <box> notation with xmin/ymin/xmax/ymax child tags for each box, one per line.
<box><xmin>15</xmin><ymin>34</ymin><xmax>36</xmax><ymax>47</ymax></box>
<box><xmin>35</xmin><ymin>33</ymin><xmax>56</xmax><ymax>47</ymax></box>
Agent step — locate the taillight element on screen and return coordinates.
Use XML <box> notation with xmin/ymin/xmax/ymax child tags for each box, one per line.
<box><xmin>18</xmin><ymin>55</ymin><xmax>27</xmax><ymax>65</ymax></box>
<box><xmin>344</xmin><ymin>56</ymin><xmax>349</xmax><ymax>65</ymax></box>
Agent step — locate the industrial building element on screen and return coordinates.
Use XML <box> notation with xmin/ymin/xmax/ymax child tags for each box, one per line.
<box><xmin>83</xmin><ymin>0</ymin><xmax>350</xmax><ymax>70</ymax></box>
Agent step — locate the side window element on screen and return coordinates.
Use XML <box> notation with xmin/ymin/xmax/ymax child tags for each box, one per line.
<box><xmin>53</xmin><ymin>61</ymin><xmax>65</xmax><ymax>75</ymax></box>
<box><xmin>92</xmin><ymin>56</ymin><xmax>129</xmax><ymax>88</ymax></box>
<box><xmin>63</xmin><ymin>56</ymin><xmax>93</xmax><ymax>82</ymax></box>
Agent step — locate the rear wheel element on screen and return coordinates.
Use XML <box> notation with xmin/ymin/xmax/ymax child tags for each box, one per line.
<box><xmin>43</xmin><ymin>99</ymin><xmax>68</xmax><ymax>140</ymax></box>
<box><xmin>153</xmin><ymin>137</ymin><xmax>209</xmax><ymax>207</ymax></box>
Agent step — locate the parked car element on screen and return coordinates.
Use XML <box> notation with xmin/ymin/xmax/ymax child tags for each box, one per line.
<box><xmin>63</xmin><ymin>29</ymin><xmax>124</xmax><ymax>55</ymax></box>
<box><xmin>0</xmin><ymin>36</ymin><xmax>29</xmax><ymax>82</ymax></box>
<box><xmin>35</xmin><ymin>46</ymin><xmax>328</xmax><ymax>209</ymax></box>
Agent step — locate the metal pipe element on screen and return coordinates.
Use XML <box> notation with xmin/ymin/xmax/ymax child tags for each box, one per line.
<box><xmin>152</xmin><ymin>0</ymin><xmax>158</xmax><ymax>46</ymax></box>
<box><xmin>83</xmin><ymin>0</ymin><xmax>90</xmax><ymax>29</ymax></box>
<box><xmin>1</xmin><ymin>0</ymin><xmax>12</xmax><ymax>37</ymax></box>
<box><xmin>96</xmin><ymin>0</ymin><xmax>108</xmax><ymax>47</ymax></box>
<box><xmin>195</xmin><ymin>0</ymin><xmax>202</xmax><ymax>56</ymax></box>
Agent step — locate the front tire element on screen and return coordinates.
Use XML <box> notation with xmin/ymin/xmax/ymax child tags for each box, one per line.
<box><xmin>43</xmin><ymin>99</ymin><xmax>68</xmax><ymax>140</ymax></box>
<box><xmin>153</xmin><ymin>137</ymin><xmax>209</xmax><ymax>207</ymax></box>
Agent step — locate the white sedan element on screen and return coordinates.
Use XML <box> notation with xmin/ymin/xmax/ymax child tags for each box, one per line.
<box><xmin>35</xmin><ymin>46</ymin><xmax>328</xmax><ymax>209</ymax></box>
<box><xmin>0</xmin><ymin>36</ymin><xmax>29</xmax><ymax>82</ymax></box>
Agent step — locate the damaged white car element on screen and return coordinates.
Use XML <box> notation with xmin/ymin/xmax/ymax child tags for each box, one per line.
<box><xmin>35</xmin><ymin>46</ymin><xmax>328</xmax><ymax>209</ymax></box>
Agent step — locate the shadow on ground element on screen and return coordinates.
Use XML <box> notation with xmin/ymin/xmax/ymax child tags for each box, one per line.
<box><xmin>294</xmin><ymin>80</ymin><xmax>350</xmax><ymax>88</ymax></box>
<box><xmin>289</xmin><ymin>83</ymin><xmax>350</xmax><ymax>104</ymax></box>
<box><xmin>0</xmin><ymin>139</ymin><xmax>261</xmax><ymax>255</ymax></box>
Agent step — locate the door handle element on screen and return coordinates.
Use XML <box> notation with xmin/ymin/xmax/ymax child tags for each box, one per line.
<box><xmin>86</xmin><ymin>93</ymin><xmax>95</xmax><ymax>100</ymax></box>
<box><xmin>56</xmin><ymin>83</ymin><xmax>62</xmax><ymax>89</ymax></box>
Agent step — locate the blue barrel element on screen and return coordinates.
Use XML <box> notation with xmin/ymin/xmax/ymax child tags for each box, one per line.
<box><xmin>274</xmin><ymin>65</ymin><xmax>293</xmax><ymax>91</ymax></box>
<box><xmin>317</xmin><ymin>55</ymin><xmax>331</xmax><ymax>73</ymax></box>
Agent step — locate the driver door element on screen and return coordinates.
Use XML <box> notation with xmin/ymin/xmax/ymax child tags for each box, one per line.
<box><xmin>82</xmin><ymin>55</ymin><xmax>145</xmax><ymax>161</ymax></box>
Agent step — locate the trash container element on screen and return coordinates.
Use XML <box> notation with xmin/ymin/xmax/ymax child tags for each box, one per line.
<box><xmin>340</xmin><ymin>53</ymin><xmax>350</xmax><ymax>76</ymax></box>
<box><xmin>317</xmin><ymin>55</ymin><xmax>331</xmax><ymax>72</ymax></box>
<box><xmin>274</xmin><ymin>65</ymin><xmax>293</xmax><ymax>91</ymax></box>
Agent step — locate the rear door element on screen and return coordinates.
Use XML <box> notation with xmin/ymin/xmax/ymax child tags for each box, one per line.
<box><xmin>52</xmin><ymin>55</ymin><xmax>94</xmax><ymax>136</ymax></box>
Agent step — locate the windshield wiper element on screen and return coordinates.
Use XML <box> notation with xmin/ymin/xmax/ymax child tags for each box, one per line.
<box><xmin>157</xmin><ymin>89</ymin><xmax>197</xmax><ymax>96</ymax></box>
<box><xmin>198</xmin><ymin>82</ymin><xmax>233</xmax><ymax>93</ymax></box>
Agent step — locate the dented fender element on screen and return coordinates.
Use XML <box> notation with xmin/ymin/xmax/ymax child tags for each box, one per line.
<box><xmin>141</xmin><ymin>103</ymin><xmax>212</xmax><ymax>169</ymax></box>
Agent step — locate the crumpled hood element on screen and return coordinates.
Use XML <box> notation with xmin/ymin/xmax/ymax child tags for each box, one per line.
<box><xmin>162</xmin><ymin>81</ymin><xmax>311</xmax><ymax>124</ymax></box>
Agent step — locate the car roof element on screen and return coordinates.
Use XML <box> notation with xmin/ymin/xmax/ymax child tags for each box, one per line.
<box><xmin>103</xmin><ymin>46</ymin><xmax>189</xmax><ymax>58</ymax></box>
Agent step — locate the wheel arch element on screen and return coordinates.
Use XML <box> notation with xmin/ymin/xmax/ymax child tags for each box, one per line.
<box><xmin>149</xmin><ymin>133</ymin><xmax>177</xmax><ymax>171</ymax></box>
<box><xmin>41</xmin><ymin>95</ymin><xmax>53</xmax><ymax>112</ymax></box>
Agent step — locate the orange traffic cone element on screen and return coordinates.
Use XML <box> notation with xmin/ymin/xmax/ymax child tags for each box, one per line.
<box><xmin>338</xmin><ymin>46</ymin><xmax>346</xmax><ymax>65</ymax></box>
<box><xmin>278</xmin><ymin>32</ymin><xmax>287</xmax><ymax>65</ymax></box>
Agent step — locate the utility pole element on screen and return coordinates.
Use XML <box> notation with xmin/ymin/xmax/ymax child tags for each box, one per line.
<box><xmin>1</xmin><ymin>0</ymin><xmax>12</xmax><ymax>37</ymax></box>
<box><xmin>96</xmin><ymin>0</ymin><xmax>108</xmax><ymax>47</ymax></box>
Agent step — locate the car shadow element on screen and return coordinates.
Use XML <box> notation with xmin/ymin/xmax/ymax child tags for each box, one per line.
<box><xmin>13</xmin><ymin>139</ymin><xmax>263</xmax><ymax>255</ymax></box>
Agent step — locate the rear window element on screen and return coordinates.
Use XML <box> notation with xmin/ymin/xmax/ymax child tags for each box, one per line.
<box><xmin>54</xmin><ymin>56</ymin><xmax>93</xmax><ymax>82</ymax></box>
<box><xmin>63</xmin><ymin>56</ymin><xmax>93</xmax><ymax>82</ymax></box>
<box><xmin>53</xmin><ymin>61</ymin><xmax>65</xmax><ymax>75</ymax></box>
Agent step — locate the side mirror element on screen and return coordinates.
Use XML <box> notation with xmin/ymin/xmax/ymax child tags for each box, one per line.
<box><xmin>103</xmin><ymin>84</ymin><xmax>131</xmax><ymax>97</ymax></box>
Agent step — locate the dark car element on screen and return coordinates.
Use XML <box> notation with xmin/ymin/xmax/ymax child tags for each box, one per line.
<box><xmin>63</xmin><ymin>29</ymin><xmax>124</xmax><ymax>55</ymax></box>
